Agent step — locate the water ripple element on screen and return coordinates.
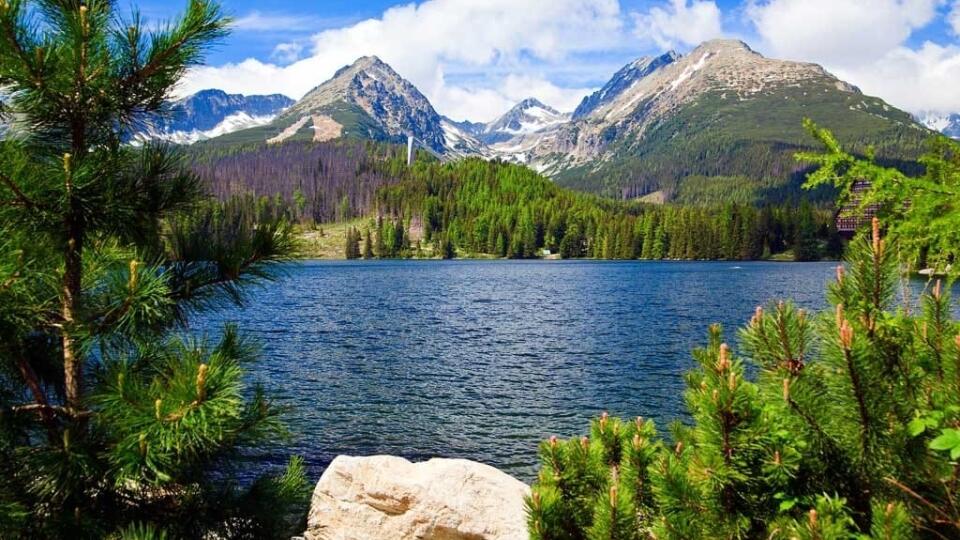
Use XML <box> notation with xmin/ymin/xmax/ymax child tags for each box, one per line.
<box><xmin>194</xmin><ymin>260</ymin><xmax>842</xmax><ymax>484</ymax></box>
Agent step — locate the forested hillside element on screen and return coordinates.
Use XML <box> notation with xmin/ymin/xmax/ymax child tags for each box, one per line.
<box><xmin>188</xmin><ymin>140</ymin><xmax>409</xmax><ymax>223</ymax></box>
<box><xmin>374</xmin><ymin>158</ymin><xmax>840</xmax><ymax>260</ymax></box>
<box><xmin>188</xmin><ymin>140</ymin><xmax>839</xmax><ymax>261</ymax></box>
<box><xmin>553</xmin><ymin>88</ymin><xmax>929</xmax><ymax>201</ymax></box>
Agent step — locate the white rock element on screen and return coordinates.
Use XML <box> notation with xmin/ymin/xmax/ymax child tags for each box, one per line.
<box><xmin>304</xmin><ymin>455</ymin><xmax>530</xmax><ymax>540</ymax></box>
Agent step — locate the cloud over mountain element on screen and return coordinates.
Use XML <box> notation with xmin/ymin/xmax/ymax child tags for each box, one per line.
<box><xmin>181</xmin><ymin>0</ymin><xmax>632</xmax><ymax>122</ymax></box>
<box><xmin>746</xmin><ymin>0</ymin><xmax>960</xmax><ymax>114</ymax></box>
<box><xmin>179</xmin><ymin>0</ymin><xmax>960</xmax><ymax>120</ymax></box>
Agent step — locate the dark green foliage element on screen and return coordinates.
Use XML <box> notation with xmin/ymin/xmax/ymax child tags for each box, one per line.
<box><xmin>801</xmin><ymin>120</ymin><xmax>960</xmax><ymax>274</ymax></box>
<box><xmin>362</xmin><ymin>230</ymin><xmax>374</xmax><ymax>259</ymax></box>
<box><xmin>0</xmin><ymin>2</ymin><xmax>307</xmax><ymax>537</ymax></box>
<box><xmin>527</xmin><ymin>415</ymin><xmax>660</xmax><ymax>540</ymax></box>
<box><xmin>344</xmin><ymin>227</ymin><xmax>362</xmax><ymax>259</ymax></box>
<box><xmin>375</xmin><ymin>158</ymin><xmax>838</xmax><ymax>261</ymax></box>
<box><xmin>529</xmin><ymin>225</ymin><xmax>960</xmax><ymax>539</ymax></box>
<box><xmin>369</xmin><ymin>215</ymin><xmax>409</xmax><ymax>258</ymax></box>
<box><xmin>439</xmin><ymin>235</ymin><xmax>456</xmax><ymax>259</ymax></box>
<box><xmin>793</xmin><ymin>201</ymin><xmax>822</xmax><ymax>261</ymax></box>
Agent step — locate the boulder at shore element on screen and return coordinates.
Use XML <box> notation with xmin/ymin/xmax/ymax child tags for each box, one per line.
<box><xmin>303</xmin><ymin>455</ymin><xmax>530</xmax><ymax>540</ymax></box>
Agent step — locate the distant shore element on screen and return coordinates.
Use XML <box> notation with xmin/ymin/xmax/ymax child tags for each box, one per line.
<box><xmin>293</xmin><ymin>221</ymin><xmax>838</xmax><ymax>262</ymax></box>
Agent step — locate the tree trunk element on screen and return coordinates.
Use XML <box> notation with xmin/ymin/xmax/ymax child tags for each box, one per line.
<box><xmin>64</xmin><ymin>115</ymin><xmax>86</xmax><ymax>411</ymax></box>
<box><xmin>62</xmin><ymin>224</ymin><xmax>83</xmax><ymax>410</ymax></box>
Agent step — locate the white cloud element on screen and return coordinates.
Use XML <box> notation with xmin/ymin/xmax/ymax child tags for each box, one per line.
<box><xmin>233</xmin><ymin>11</ymin><xmax>326</xmax><ymax>32</ymax></box>
<box><xmin>181</xmin><ymin>0</ymin><xmax>627</xmax><ymax>121</ymax></box>
<box><xmin>832</xmin><ymin>42</ymin><xmax>960</xmax><ymax>114</ymax></box>
<box><xmin>271</xmin><ymin>42</ymin><xmax>304</xmax><ymax>64</ymax></box>
<box><xmin>745</xmin><ymin>0</ymin><xmax>960</xmax><ymax>114</ymax></box>
<box><xmin>747</xmin><ymin>0</ymin><xmax>940</xmax><ymax>67</ymax></box>
<box><xmin>633</xmin><ymin>0</ymin><xmax>724</xmax><ymax>49</ymax></box>
<box><xmin>432</xmin><ymin>73</ymin><xmax>595</xmax><ymax>122</ymax></box>
<box><xmin>949</xmin><ymin>0</ymin><xmax>960</xmax><ymax>35</ymax></box>
<box><xmin>182</xmin><ymin>0</ymin><xmax>960</xmax><ymax>118</ymax></box>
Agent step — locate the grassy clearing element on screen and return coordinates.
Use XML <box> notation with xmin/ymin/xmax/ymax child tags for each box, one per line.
<box><xmin>293</xmin><ymin>218</ymin><xmax>446</xmax><ymax>259</ymax></box>
<box><xmin>293</xmin><ymin>219</ymin><xmax>369</xmax><ymax>259</ymax></box>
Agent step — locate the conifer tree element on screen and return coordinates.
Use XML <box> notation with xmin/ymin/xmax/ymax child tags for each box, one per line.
<box><xmin>560</xmin><ymin>224</ymin><xmax>585</xmax><ymax>259</ymax></box>
<box><xmin>0</xmin><ymin>2</ymin><xmax>307</xmax><ymax>537</ymax></box>
<box><xmin>344</xmin><ymin>227</ymin><xmax>361</xmax><ymax>259</ymax></box>
<box><xmin>374</xmin><ymin>216</ymin><xmax>386</xmax><ymax>258</ymax></box>
<box><xmin>363</xmin><ymin>229</ymin><xmax>374</xmax><ymax>259</ymax></box>
<box><xmin>528</xmin><ymin>218</ymin><xmax>958</xmax><ymax>539</ymax></box>
<box><xmin>793</xmin><ymin>200</ymin><xmax>821</xmax><ymax>261</ymax></box>
<box><xmin>440</xmin><ymin>235</ymin><xmax>455</xmax><ymax>259</ymax></box>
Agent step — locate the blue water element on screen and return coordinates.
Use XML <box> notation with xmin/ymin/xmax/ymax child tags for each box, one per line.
<box><xmin>195</xmin><ymin>260</ymin><xmax>843</xmax><ymax>482</ymax></box>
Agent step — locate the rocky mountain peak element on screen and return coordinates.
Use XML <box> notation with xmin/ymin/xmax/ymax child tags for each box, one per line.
<box><xmin>479</xmin><ymin>97</ymin><xmax>568</xmax><ymax>144</ymax></box>
<box><xmin>525</xmin><ymin>37</ymin><xmax>883</xmax><ymax>177</ymax></box>
<box><xmin>693</xmin><ymin>38</ymin><xmax>757</xmax><ymax>55</ymax></box>
<box><xmin>276</xmin><ymin>56</ymin><xmax>447</xmax><ymax>152</ymax></box>
<box><xmin>572</xmin><ymin>50</ymin><xmax>678</xmax><ymax>119</ymax></box>
<box><xmin>577</xmin><ymin>38</ymin><xmax>860</xmax><ymax>126</ymax></box>
<box><xmin>330</xmin><ymin>55</ymin><xmax>391</xmax><ymax>80</ymax></box>
<box><xmin>513</xmin><ymin>97</ymin><xmax>556</xmax><ymax>113</ymax></box>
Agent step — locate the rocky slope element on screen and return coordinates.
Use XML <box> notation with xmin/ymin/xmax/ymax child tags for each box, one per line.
<box><xmin>572</xmin><ymin>51</ymin><xmax>678</xmax><ymax>119</ymax></box>
<box><xmin>533</xmin><ymin>39</ymin><xmax>930</xmax><ymax>197</ymax></box>
<box><xmin>268</xmin><ymin>56</ymin><xmax>456</xmax><ymax>154</ymax></box>
<box><xmin>135</xmin><ymin>89</ymin><xmax>293</xmax><ymax>144</ymax></box>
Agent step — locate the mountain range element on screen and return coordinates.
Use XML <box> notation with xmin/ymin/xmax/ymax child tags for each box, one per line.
<box><xmin>135</xmin><ymin>89</ymin><xmax>293</xmax><ymax>145</ymax></box>
<box><xmin>150</xmin><ymin>39</ymin><xmax>937</xmax><ymax>201</ymax></box>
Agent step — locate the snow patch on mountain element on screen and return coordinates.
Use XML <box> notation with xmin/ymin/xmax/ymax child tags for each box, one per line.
<box><xmin>441</xmin><ymin>119</ymin><xmax>491</xmax><ymax>158</ymax></box>
<box><xmin>137</xmin><ymin>111</ymin><xmax>277</xmax><ymax>145</ymax></box>
<box><xmin>669</xmin><ymin>51</ymin><xmax>712</xmax><ymax>91</ymax></box>
<box><xmin>132</xmin><ymin>89</ymin><xmax>293</xmax><ymax>145</ymax></box>
<box><xmin>917</xmin><ymin>111</ymin><xmax>960</xmax><ymax>139</ymax></box>
<box><xmin>480</xmin><ymin>98</ymin><xmax>569</xmax><ymax>144</ymax></box>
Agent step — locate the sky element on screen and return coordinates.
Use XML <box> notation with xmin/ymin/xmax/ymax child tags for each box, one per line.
<box><xmin>139</xmin><ymin>0</ymin><xmax>960</xmax><ymax>123</ymax></box>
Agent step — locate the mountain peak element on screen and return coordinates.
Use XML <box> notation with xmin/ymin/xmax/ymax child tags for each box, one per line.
<box><xmin>277</xmin><ymin>56</ymin><xmax>447</xmax><ymax>152</ymax></box>
<box><xmin>694</xmin><ymin>39</ymin><xmax>756</xmax><ymax>54</ymax></box>
<box><xmin>356</xmin><ymin>54</ymin><xmax>383</xmax><ymax>64</ymax></box>
<box><xmin>479</xmin><ymin>97</ymin><xmax>568</xmax><ymax>144</ymax></box>
<box><xmin>134</xmin><ymin>89</ymin><xmax>293</xmax><ymax>144</ymax></box>
<box><xmin>917</xmin><ymin>111</ymin><xmax>960</xmax><ymax>138</ymax></box>
<box><xmin>330</xmin><ymin>55</ymin><xmax>395</xmax><ymax>81</ymax></box>
<box><xmin>351</xmin><ymin>55</ymin><xmax>388</xmax><ymax>70</ymax></box>
<box><xmin>514</xmin><ymin>97</ymin><xmax>553</xmax><ymax>111</ymax></box>
<box><xmin>630</xmin><ymin>50</ymin><xmax>680</xmax><ymax>69</ymax></box>
<box><xmin>572</xmin><ymin>50</ymin><xmax>678</xmax><ymax>119</ymax></box>
<box><xmin>191</xmin><ymin>88</ymin><xmax>230</xmax><ymax>99</ymax></box>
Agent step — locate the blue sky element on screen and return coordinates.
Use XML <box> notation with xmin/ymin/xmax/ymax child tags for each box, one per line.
<box><xmin>143</xmin><ymin>1</ymin><xmax>960</xmax><ymax>122</ymax></box>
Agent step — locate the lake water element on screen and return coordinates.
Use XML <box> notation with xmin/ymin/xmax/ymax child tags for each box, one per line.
<box><xmin>194</xmin><ymin>260</ymin><xmax>846</xmax><ymax>483</ymax></box>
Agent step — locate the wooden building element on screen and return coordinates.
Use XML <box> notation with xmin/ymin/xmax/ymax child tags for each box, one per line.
<box><xmin>836</xmin><ymin>181</ymin><xmax>879</xmax><ymax>238</ymax></box>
